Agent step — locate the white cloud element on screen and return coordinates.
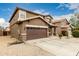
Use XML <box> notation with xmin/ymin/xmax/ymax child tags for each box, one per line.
<box><xmin>53</xmin><ymin>14</ymin><xmax>73</xmax><ymax>21</ymax></box>
<box><xmin>67</xmin><ymin>3</ymin><xmax>79</xmax><ymax>10</ymax></box>
<box><xmin>0</xmin><ymin>18</ymin><xmax>5</xmax><ymax>24</ymax></box>
<box><xmin>54</xmin><ymin>3</ymin><xmax>79</xmax><ymax>21</ymax></box>
<box><xmin>33</xmin><ymin>9</ymin><xmax>50</xmax><ymax>15</ymax></box>
<box><xmin>57</xmin><ymin>3</ymin><xmax>79</xmax><ymax>13</ymax></box>
<box><xmin>56</xmin><ymin>3</ymin><xmax>69</xmax><ymax>9</ymax></box>
<box><xmin>65</xmin><ymin>3</ymin><xmax>79</xmax><ymax>13</ymax></box>
<box><xmin>0</xmin><ymin>18</ymin><xmax>9</xmax><ymax>28</ymax></box>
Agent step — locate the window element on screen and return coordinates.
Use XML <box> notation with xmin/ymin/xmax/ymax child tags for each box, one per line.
<box><xmin>20</xmin><ymin>13</ymin><xmax>25</xmax><ymax>19</ymax></box>
<box><xmin>19</xmin><ymin>10</ymin><xmax>26</xmax><ymax>20</ymax></box>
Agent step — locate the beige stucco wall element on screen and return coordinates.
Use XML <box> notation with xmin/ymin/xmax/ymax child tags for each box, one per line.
<box><xmin>26</xmin><ymin>12</ymin><xmax>39</xmax><ymax>18</ymax></box>
<box><xmin>10</xmin><ymin>24</ymin><xmax>19</xmax><ymax>39</ymax></box>
<box><xmin>28</xmin><ymin>18</ymin><xmax>48</xmax><ymax>26</ymax></box>
<box><xmin>56</xmin><ymin>27</ymin><xmax>61</xmax><ymax>35</ymax></box>
<box><xmin>54</xmin><ymin>22</ymin><xmax>61</xmax><ymax>26</ymax></box>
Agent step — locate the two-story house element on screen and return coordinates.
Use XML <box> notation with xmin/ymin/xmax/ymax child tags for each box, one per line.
<box><xmin>9</xmin><ymin>7</ymin><xmax>54</xmax><ymax>40</ymax></box>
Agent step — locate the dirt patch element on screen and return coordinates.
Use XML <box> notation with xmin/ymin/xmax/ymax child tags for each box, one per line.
<box><xmin>0</xmin><ymin>36</ymin><xmax>53</xmax><ymax>56</ymax></box>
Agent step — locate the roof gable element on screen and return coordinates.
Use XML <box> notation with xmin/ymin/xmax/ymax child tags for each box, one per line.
<box><xmin>9</xmin><ymin>7</ymin><xmax>53</xmax><ymax>23</ymax></box>
<box><xmin>52</xmin><ymin>18</ymin><xmax>70</xmax><ymax>24</ymax></box>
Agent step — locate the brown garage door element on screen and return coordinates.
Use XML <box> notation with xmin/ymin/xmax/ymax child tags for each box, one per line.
<box><xmin>27</xmin><ymin>27</ymin><xmax>47</xmax><ymax>40</ymax></box>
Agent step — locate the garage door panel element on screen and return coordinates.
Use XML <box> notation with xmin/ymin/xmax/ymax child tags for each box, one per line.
<box><xmin>27</xmin><ymin>27</ymin><xmax>47</xmax><ymax>40</ymax></box>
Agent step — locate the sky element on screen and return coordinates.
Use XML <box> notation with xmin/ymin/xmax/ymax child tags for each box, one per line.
<box><xmin>0</xmin><ymin>3</ymin><xmax>79</xmax><ymax>28</ymax></box>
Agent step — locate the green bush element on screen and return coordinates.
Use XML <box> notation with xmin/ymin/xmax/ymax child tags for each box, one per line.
<box><xmin>72</xmin><ymin>30</ymin><xmax>79</xmax><ymax>37</ymax></box>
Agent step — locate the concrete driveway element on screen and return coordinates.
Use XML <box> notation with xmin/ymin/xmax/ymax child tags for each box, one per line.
<box><xmin>27</xmin><ymin>36</ymin><xmax>79</xmax><ymax>56</ymax></box>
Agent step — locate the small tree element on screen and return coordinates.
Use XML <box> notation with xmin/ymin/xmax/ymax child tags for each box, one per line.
<box><xmin>69</xmin><ymin>13</ymin><xmax>79</xmax><ymax>37</ymax></box>
<box><xmin>69</xmin><ymin>15</ymin><xmax>78</xmax><ymax>27</ymax></box>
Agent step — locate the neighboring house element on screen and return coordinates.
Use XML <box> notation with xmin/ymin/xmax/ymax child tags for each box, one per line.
<box><xmin>52</xmin><ymin>18</ymin><xmax>71</xmax><ymax>36</ymax></box>
<box><xmin>9</xmin><ymin>7</ymin><xmax>54</xmax><ymax>40</ymax></box>
<box><xmin>3</xmin><ymin>27</ymin><xmax>10</xmax><ymax>36</ymax></box>
<box><xmin>0</xmin><ymin>29</ymin><xmax>3</xmax><ymax>36</ymax></box>
<box><xmin>0</xmin><ymin>27</ymin><xmax>10</xmax><ymax>36</ymax></box>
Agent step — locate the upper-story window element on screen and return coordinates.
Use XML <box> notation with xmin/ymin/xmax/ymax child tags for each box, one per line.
<box><xmin>19</xmin><ymin>10</ymin><xmax>26</xmax><ymax>21</ymax></box>
<box><xmin>45</xmin><ymin>16</ymin><xmax>51</xmax><ymax>23</ymax></box>
<box><xmin>20</xmin><ymin>13</ymin><xmax>26</xmax><ymax>19</ymax></box>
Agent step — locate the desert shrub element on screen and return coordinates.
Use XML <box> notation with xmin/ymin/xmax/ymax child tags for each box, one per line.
<box><xmin>72</xmin><ymin>29</ymin><xmax>79</xmax><ymax>37</ymax></box>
